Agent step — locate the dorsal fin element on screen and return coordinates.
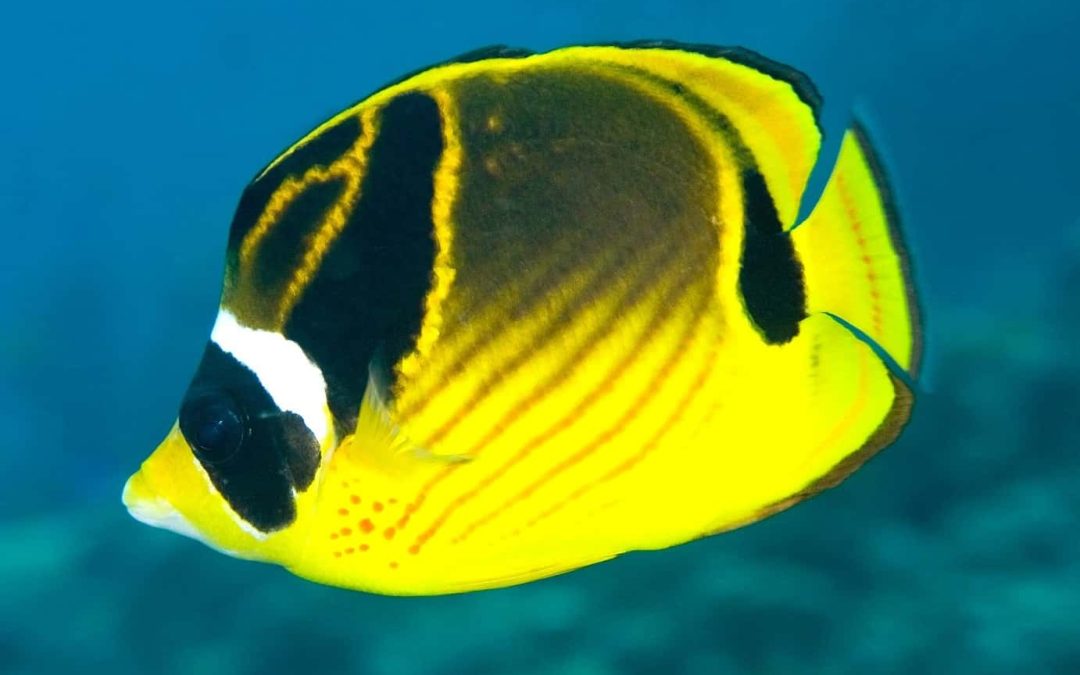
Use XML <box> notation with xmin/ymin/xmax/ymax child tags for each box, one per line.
<box><xmin>443</xmin><ymin>44</ymin><xmax>535</xmax><ymax>63</ymax></box>
<box><xmin>380</xmin><ymin>44</ymin><xmax>535</xmax><ymax>91</ymax></box>
<box><xmin>602</xmin><ymin>40</ymin><xmax>822</xmax><ymax>125</ymax></box>
<box><xmin>567</xmin><ymin>42</ymin><xmax>823</xmax><ymax>226</ymax></box>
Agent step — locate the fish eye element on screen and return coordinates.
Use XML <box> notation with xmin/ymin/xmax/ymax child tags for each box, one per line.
<box><xmin>179</xmin><ymin>390</ymin><xmax>247</xmax><ymax>464</ymax></box>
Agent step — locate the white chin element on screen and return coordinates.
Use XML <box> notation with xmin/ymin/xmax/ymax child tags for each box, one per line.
<box><xmin>122</xmin><ymin>477</ymin><xmax>242</xmax><ymax>558</ymax></box>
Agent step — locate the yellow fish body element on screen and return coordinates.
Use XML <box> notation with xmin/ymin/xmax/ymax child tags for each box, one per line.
<box><xmin>124</xmin><ymin>42</ymin><xmax>920</xmax><ymax>595</ymax></box>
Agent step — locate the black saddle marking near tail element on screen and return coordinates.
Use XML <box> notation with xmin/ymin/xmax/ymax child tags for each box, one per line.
<box><xmin>738</xmin><ymin>169</ymin><xmax>808</xmax><ymax>344</ymax></box>
<box><xmin>277</xmin><ymin>412</ymin><xmax>320</xmax><ymax>490</ymax></box>
<box><xmin>227</xmin><ymin>115</ymin><xmax>363</xmax><ymax>262</ymax></box>
<box><xmin>180</xmin><ymin>343</ymin><xmax>321</xmax><ymax>532</ymax></box>
<box><xmin>562</xmin><ymin>57</ymin><xmax>807</xmax><ymax>344</ymax></box>
<box><xmin>284</xmin><ymin>92</ymin><xmax>442</xmax><ymax>436</ymax></box>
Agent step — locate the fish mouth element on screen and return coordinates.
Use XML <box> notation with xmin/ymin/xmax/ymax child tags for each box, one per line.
<box><xmin>122</xmin><ymin>470</ymin><xmax>205</xmax><ymax>542</ymax></box>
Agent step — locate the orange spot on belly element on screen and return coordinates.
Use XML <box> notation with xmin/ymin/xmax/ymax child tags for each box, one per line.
<box><xmin>396</xmin><ymin>466</ymin><xmax>458</xmax><ymax>530</ymax></box>
<box><xmin>384</xmin><ymin>527</ymin><xmax>396</xmax><ymax>540</ymax></box>
<box><xmin>373</xmin><ymin>501</ymin><xmax>384</xmax><ymax>512</ymax></box>
<box><xmin>359</xmin><ymin>518</ymin><xmax>374</xmax><ymax>533</ymax></box>
<box><xmin>350</xmin><ymin>494</ymin><xmax>361</xmax><ymax>505</ymax></box>
<box><xmin>359</xmin><ymin>543</ymin><xmax>369</xmax><ymax>552</ymax></box>
<box><xmin>340</xmin><ymin>527</ymin><xmax>352</xmax><ymax>536</ymax></box>
<box><xmin>337</xmin><ymin>507</ymin><xmax>349</xmax><ymax>516</ymax></box>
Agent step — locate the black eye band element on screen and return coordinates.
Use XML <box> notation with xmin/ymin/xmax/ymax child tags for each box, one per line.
<box><xmin>179</xmin><ymin>390</ymin><xmax>248</xmax><ymax>465</ymax></box>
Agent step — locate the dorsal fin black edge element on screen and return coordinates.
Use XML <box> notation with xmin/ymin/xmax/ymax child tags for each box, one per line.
<box><xmin>380</xmin><ymin>44</ymin><xmax>536</xmax><ymax>91</ymax></box>
<box><xmin>597</xmin><ymin>40</ymin><xmax>823</xmax><ymax>129</ymax></box>
<box><xmin>236</xmin><ymin>40</ymin><xmax>818</xmax><ymax>205</ymax></box>
<box><xmin>444</xmin><ymin>44</ymin><xmax>537</xmax><ymax>63</ymax></box>
<box><xmin>382</xmin><ymin>41</ymin><xmax>821</xmax><ymax>129</ymax></box>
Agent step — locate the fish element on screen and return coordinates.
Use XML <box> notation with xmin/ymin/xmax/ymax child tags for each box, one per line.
<box><xmin>123</xmin><ymin>41</ymin><xmax>921</xmax><ymax>595</ymax></box>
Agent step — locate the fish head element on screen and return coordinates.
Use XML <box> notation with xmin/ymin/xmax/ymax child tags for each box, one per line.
<box><xmin>123</xmin><ymin>421</ymin><xmax>271</xmax><ymax>559</ymax></box>
<box><xmin>123</xmin><ymin>310</ymin><xmax>337</xmax><ymax>562</ymax></box>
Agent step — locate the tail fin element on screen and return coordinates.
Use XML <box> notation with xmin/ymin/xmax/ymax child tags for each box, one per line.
<box><xmin>791</xmin><ymin>122</ymin><xmax>922</xmax><ymax>378</ymax></box>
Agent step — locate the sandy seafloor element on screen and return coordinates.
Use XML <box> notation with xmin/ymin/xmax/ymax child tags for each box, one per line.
<box><xmin>1</xmin><ymin>1</ymin><xmax>1078</xmax><ymax>673</ymax></box>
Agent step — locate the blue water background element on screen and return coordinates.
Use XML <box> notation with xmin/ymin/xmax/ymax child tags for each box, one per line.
<box><xmin>2</xmin><ymin>1</ymin><xmax>1078</xmax><ymax>672</ymax></box>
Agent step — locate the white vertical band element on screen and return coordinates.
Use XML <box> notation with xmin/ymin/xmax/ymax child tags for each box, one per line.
<box><xmin>210</xmin><ymin>309</ymin><xmax>330</xmax><ymax>443</ymax></box>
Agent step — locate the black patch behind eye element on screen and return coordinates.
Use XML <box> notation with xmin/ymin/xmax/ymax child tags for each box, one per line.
<box><xmin>227</xmin><ymin>116</ymin><xmax>363</xmax><ymax>260</ymax></box>
<box><xmin>181</xmin><ymin>343</ymin><xmax>321</xmax><ymax>532</ymax></box>
<box><xmin>284</xmin><ymin>92</ymin><xmax>442</xmax><ymax>435</ymax></box>
<box><xmin>277</xmin><ymin>411</ymin><xmax>319</xmax><ymax>490</ymax></box>
<box><xmin>738</xmin><ymin>169</ymin><xmax>807</xmax><ymax>344</ymax></box>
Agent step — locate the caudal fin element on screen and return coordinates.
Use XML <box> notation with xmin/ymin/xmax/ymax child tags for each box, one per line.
<box><xmin>791</xmin><ymin>122</ymin><xmax>922</xmax><ymax>378</ymax></box>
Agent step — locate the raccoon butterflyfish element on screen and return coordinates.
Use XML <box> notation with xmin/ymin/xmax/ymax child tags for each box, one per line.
<box><xmin>123</xmin><ymin>41</ymin><xmax>921</xmax><ymax>595</ymax></box>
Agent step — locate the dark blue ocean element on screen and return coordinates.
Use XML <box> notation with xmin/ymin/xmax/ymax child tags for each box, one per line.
<box><xmin>2</xmin><ymin>1</ymin><xmax>1078</xmax><ymax>672</ymax></box>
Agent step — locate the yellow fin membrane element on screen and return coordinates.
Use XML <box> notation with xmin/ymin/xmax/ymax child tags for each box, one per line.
<box><xmin>791</xmin><ymin>123</ymin><xmax>922</xmax><ymax>376</ymax></box>
<box><xmin>570</xmin><ymin>43</ymin><xmax>823</xmax><ymax>226</ymax></box>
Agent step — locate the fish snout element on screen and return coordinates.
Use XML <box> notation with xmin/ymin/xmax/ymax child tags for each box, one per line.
<box><xmin>122</xmin><ymin>468</ymin><xmax>195</xmax><ymax>538</ymax></box>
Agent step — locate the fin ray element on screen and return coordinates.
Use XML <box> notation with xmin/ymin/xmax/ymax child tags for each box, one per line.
<box><xmin>791</xmin><ymin>122</ymin><xmax>922</xmax><ymax>376</ymax></box>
